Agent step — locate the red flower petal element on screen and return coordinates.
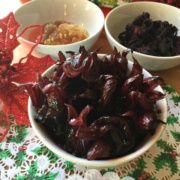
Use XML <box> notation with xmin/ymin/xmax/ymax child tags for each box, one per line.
<box><xmin>0</xmin><ymin>12</ymin><xmax>20</xmax><ymax>61</ymax></box>
<box><xmin>0</xmin><ymin>13</ymin><xmax>55</xmax><ymax>140</ymax></box>
<box><xmin>0</xmin><ymin>100</ymin><xmax>10</xmax><ymax>141</ymax></box>
<box><xmin>4</xmin><ymin>55</ymin><xmax>55</xmax><ymax>125</ymax></box>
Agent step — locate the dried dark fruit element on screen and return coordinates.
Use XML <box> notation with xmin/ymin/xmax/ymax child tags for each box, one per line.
<box><xmin>119</xmin><ymin>12</ymin><xmax>180</xmax><ymax>56</ymax></box>
<box><xmin>25</xmin><ymin>46</ymin><xmax>166</xmax><ymax>160</ymax></box>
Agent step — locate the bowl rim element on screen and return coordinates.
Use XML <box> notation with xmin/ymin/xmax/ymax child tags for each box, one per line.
<box><xmin>28</xmin><ymin>54</ymin><xmax>168</xmax><ymax>167</ymax></box>
<box><xmin>104</xmin><ymin>1</ymin><xmax>180</xmax><ymax>60</ymax></box>
<box><xmin>15</xmin><ymin>0</ymin><xmax>104</xmax><ymax>47</ymax></box>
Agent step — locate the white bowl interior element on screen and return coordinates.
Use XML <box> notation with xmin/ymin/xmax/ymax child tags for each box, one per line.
<box><xmin>15</xmin><ymin>0</ymin><xmax>104</xmax><ymax>37</ymax></box>
<box><xmin>105</xmin><ymin>2</ymin><xmax>180</xmax><ymax>70</ymax></box>
<box><xmin>28</xmin><ymin>54</ymin><xmax>167</xmax><ymax>167</ymax></box>
<box><xmin>14</xmin><ymin>0</ymin><xmax>104</xmax><ymax>59</ymax></box>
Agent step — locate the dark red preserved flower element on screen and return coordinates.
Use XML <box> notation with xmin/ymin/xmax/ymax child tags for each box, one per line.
<box><xmin>24</xmin><ymin>46</ymin><xmax>166</xmax><ymax>160</ymax></box>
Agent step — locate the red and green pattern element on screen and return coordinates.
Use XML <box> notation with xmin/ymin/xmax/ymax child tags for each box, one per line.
<box><xmin>0</xmin><ymin>84</ymin><xmax>179</xmax><ymax>179</ymax></box>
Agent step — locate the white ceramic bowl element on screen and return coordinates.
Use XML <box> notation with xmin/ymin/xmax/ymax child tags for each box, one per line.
<box><xmin>14</xmin><ymin>0</ymin><xmax>104</xmax><ymax>60</ymax></box>
<box><xmin>28</xmin><ymin>54</ymin><xmax>167</xmax><ymax>167</ymax></box>
<box><xmin>105</xmin><ymin>2</ymin><xmax>180</xmax><ymax>70</ymax></box>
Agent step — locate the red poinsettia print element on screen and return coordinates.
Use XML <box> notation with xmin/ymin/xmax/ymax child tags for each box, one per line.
<box><xmin>0</xmin><ymin>12</ymin><xmax>55</xmax><ymax>141</ymax></box>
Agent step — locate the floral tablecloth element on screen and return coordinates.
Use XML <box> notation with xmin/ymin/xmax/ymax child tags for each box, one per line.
<box><xmin>0</xmin><ymin>84</ymin><xmax>180</xmax><ymax>180</ymax></box>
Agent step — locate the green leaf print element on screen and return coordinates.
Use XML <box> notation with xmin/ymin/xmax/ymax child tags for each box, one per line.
<box><xmin>92</xmin><ymin>0</ymin><xmax>118</xmax><ymax>7</ymax></box>
<box><xmin>170</xmin><ymin>131</ymin><xmax>180</xmax><ymax>142</ymax></box>
<box><xmin>0</xmin><ymin>149</ymin><xmax>12</xmax><ymax>159</ymax></box>
<box><xmin>16</xmin><ymin>175</ymin><xmax>25</xmax><ymax>180</ymax></box>
<box><xmin>16</xmin><ymin>161</ymin><xmax>38</xmax><ymax>180</ymax></box>
<box><xmin>33</xmin><ymin>175</ymin><xmax>46</xmax><ymax>180</ymax></box>
<box><xmin>31</xmin><ymin>146</ymin><xmax>59</xmax><ymax>163</ymax></box>
<box><xmin>15</xmin><ymin>150</ymin><xmax>26</xmax><ymax>167</ymax></box>
<box><xmin>28</xmin><ymin>160</ymin><xmax>38</xmax><ymax>175</ymax></box>
<box><xmin>27</xmin><ymin>161</ymin><xmax>46</xmax><ymax>179</ymax></box>
<box><xmin>163</xmin><ymin>85</ymin><xmax>176</xmax><ymax>94</ymax></box>
<box><xmin>127</xmin><ymin>158</ymin><xmax>156</xmax><ymax>180</ymax></box>
<box><xmin>16</xmin><ymin>161</ymin><xmax>58</xmax><ymax>180</ymax></box>
<box><xmin>154</xmin><ymin>152</ymin><xmax>178</xmax><ymax>175</ymax></box>
<box><xmin>6</xmin><ymin>125</ymin><xmax>28</xmax><ymax>144</ymax></box>
<box><xmin>45</xmin><ymin>172</ymin><xmax>59</xmax><ymax>180</ymax></box>
<box><xmin>92</xmin><ymin>0</ymin><xmax>102</xmax><ymax>6</ymax></box>
<box><xmin>154</xmin><ymin>139</ymin><xmax>179</xmax><ymax>175</ymax></box>
<box><xmin>170</xmin><ymin>95</ymin><xmax>180</xmax><ymax>103</ymax></box>
<box><xmin>167</xmin><ymin>116</ymin><xmax>179</xmax><ymax>125</ymax></box>
<box><xmin>156</xmin><ymin>139</ymin><xmax>174</xmax><ymax>152</ymax></box>
<box><xmin>138</xmin><ymin>158</ymin><xmax>147</xmax><ymax>169</ymax></box>
<box><xmin>64</xmin><ymin>161</ymin><xmax>75</xmax><ymax>172</ymax></box>
<box><xmin>31</xmin><ymin>146</ymin><xmax>42</xmax><ymax>154</ymax></box>
<box><xmin>153</xmin><ymin>153</ymin><xmax>168</xmax><ymax>170</ymax></box>
<box><xmin>128</xmin><ymin>168</ymin><xmax>142</xmax><ymax>179</ymax></box>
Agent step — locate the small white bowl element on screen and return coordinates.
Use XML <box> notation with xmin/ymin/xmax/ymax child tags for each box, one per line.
<box><xmin>14</xmin><ymin>0</ymin><xmax>104</xmax><ymax>60</ymax></box>
<box><xmin>105</xmin><ymin>2</ymin><xmax>180</xmax><ymax>70</ymax></box>
<box><xmin>28</xmin><ymin>54</ymin><xmax>167</xmax><ymax>167</ymax></box>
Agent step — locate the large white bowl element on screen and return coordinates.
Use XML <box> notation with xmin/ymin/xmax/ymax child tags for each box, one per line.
<box><xmin>28</xmin><ymin>54</ymin><xmax>167</xmax><ymax>167</ymax></box>
<box><xmin>105</xmin><ymin>2</ymin><xmax>180</xmax><ymax>71</ymax></box>
<box><xmin>14</xmin><ymin>0</ymin><xmax>104</xmax><ymax>60</ymax></box>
